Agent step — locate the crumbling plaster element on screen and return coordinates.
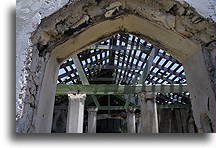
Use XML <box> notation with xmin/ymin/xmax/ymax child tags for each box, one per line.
<box><xmin>16</xmin><ymin>0</ymin><xmax>69</xmax><ymax>120</ymax></box>
<box><xmin>16</xmin><ymin>0</ymin><xmax>215</xmax><ymax>133</ymax></box>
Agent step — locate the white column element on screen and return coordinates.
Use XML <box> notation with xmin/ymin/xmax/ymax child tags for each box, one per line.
<box><xmin>66</xmin><ymin>93</ymin><xmax>86</xmax><ymax>133</ymax></box>
<box><xmin>87</xmin><ymin>107</ymin><xmax>98</xmax><ymax>133</ymax></box>
<box><xmin>126</xmin><ymin>107</ymin><xmax>136</xmax><ymax>133</ymax></box>
<box><xmin>138</xmin><ymin>92</ymin><xmax>159</xmax><ymax>133</ymax></box>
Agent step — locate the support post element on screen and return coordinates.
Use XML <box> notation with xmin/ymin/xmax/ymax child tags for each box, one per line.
<box><xmin>66</xmin><ymin>93</ymin><xmax>86</xmax><ymax>133</ymax></box>
<box><xmin>52</xmin><ymin>110</ymin><xmax>61</xmax><ymax>132</ymax></box>
<box><xmin>183</xmin><ymin>49</ymin><xmax>215</xmax><ymax>133</ymax></box>
<box><xmin>126</xmin><ymin>107</ymin><xmax>136</xmax><ymax>133</ymax></box>
<box><xmin>138</xmin><ymin>92</ymin><xmax>159</xmax><ymax>133</ymax></box>
<box><xmin>158</xmin><ymin>108</ymin><xmax>172</xmax><ymax>133</ymax></box>
<box><xmin>87</xmin><ymin>107</ymin><xmax>98</xmax><ymax>133</ymax></box>
<box><xmin>139</xmin><ymin>47</ymin><xmax>158</xmax><ymax>84</ymax></box>
<box><xmin>136</xmin><ymin>115</ymin><xmax>141</xmax><ymax>133</ymax></box>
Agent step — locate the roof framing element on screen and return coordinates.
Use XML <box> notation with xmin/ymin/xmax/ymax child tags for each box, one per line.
<box><xmin>56</xmin><ymin>33</ymin><xmax>189</xmax><ymax>106</ymax></box>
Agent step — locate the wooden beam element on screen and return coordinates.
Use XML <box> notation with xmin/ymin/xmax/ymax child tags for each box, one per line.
<box><xmin>89</xmin><ymin>77</ymin><xmax>117</xmax><ymax>82</ymax></box>
<box><xmin>124</xmin><ymin>95</ymin><xmax>130</xmax><ymax>109</ymax></box>
<box><xmin>72</xmin><ymin>55</ymin><xmax>89</xmax><ymax>84</ymax></box>
<box><xmin>86</xmin><ymin>64</ymin><xmax>142</xmax><ymax>71</ymax></box>
<box><xmin>72</xmin><ymin>55</ymin><xmax>100</xmax><ymax>107</ymax></box>
<box><xmin>88</xmin><ymin>45</ymin><xmax>151</xmax><ymax>53</ymax></box>
<box><xmin>139</xmin><ymin>47</ymin><xmax>158</xmax><ymax>84</ymax></box>
<box><xmin>56</xmin><ymin>84</ymin><xmax>188</xmax><ymax>95</ymax></box>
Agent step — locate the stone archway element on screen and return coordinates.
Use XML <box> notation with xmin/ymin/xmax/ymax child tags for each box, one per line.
<box><xmin>16</xmin><ymin>0</ymin><xmax>215</xmax><ymax>133</ymax></box>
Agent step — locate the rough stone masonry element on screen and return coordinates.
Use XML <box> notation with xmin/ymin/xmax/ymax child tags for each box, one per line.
<box><xmin>16</xmin><ymin>0</ymin><xmax>215</xmax><ymax>133</ymax></box>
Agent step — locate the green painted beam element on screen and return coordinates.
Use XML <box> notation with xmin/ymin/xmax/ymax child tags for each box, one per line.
<box><xmin>56</xmin><ymin>84</ymin><xmax>188</xmax><ymax>95</ymax></box>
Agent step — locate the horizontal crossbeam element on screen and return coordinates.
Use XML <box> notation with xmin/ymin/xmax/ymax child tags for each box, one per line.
<box><xmin>56</xmin><ymin>84</ymin><xmax>188</xmax><ymax>95</ymax></box>
<box><xmin>88</xmin><ymin>45</ymin><xmax>151</xmax><ymax>53</ymax></box>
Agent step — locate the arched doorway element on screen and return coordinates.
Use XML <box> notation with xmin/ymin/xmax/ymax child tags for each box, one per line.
<box><xmin>53</xmin><ymin>33</ymin><xmax>192</xmax><ymax>133</ymax></box>
<box><xmin>16</xmin><ymin>0</ymin><xmax>215</xmax><ymax>133</ymax></box>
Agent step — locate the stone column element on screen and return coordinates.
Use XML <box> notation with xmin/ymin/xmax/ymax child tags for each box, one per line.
<box><xmin>87</xmin><ymin>107</ymin><xmax>98</xmax><ymax>133</ymax></box>
<box><xmin>183</xmin><ymin>49</ymin><xmax>215</xmax><ymax>133</ymax></box>
<box><xmin>126</xmin><ymin>107</ymin><xmax>136</xmax><ymax>133</ymax></box>
<box><xmin>52</xmin><ymin>110</ymin><xmax>61</xmax><ymax>132</ymax></box>
<box><xmin>66</xmin><ymin>93</ymin><xmax>86</xmax><ymax>133</ymax></box>
<box><xmin>158</xmin><ymin>108</ymin><xmax>172</xmax><ymax>133</ymax></box>
<box><xmin>138</xmin><ymin>92</ymin><xmax>159</xmax><ymax>133</ymax></box>
<box><xmin>136</xmin><ymin>115</ymin><xmax>141</xmax><ymax>133</ymax></box>
<box><xmin>187</xmin><ymin>116</ymin><xmax>196</xmax><ymax>133</ymax></box>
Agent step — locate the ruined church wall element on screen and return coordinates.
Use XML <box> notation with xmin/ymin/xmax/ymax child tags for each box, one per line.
<box><xmin>16</xmin><ymin>0</ymin><xmax>215</xmax><ymax>132</ymax></box>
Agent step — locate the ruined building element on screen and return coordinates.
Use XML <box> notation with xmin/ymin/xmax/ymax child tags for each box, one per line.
<box><xmin>16</xmin><ymin>0</ymin><xmax>215</xmax><ymax>133</ymax></box>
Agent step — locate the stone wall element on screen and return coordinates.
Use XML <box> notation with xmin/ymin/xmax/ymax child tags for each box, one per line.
<box><xmin>16</xmin><ymin>0</ymin><xmax>215</xmax><ymax>133</ymax></box>
<box><xmin>16</xmin><ymin>0</ymin><xmax>69</xmax><ymax>121</ymax></box>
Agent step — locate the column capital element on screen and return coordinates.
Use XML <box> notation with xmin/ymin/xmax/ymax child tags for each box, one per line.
<box><xmin>87</xmin><ymin>107</ymin><xmax>98</xmax><ymax>112</ymax></box>
<box><xmin>126</xmin><ymin>106</ymin><xmax>136</xmax><ymax>113</ymax></box>
<box><xmin>138</xmin><ymin>92</ymin><xmax>156</xmax><ymax>101</ymax></box>
<box><xmin>68</xmin><ymin>93</ymin><xmax>86</xmax><ymax>104</ymax></box>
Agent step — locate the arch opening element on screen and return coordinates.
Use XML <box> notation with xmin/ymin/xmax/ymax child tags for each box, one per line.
<box><xmin>52</xmin><ymin>33</ymin><xmax>194</xmax><ymax>133</ymax></box>
<box><xmin>16</xmin><ymin>0</ymin><xmax>215</xmax><ymax>133</ymax></box>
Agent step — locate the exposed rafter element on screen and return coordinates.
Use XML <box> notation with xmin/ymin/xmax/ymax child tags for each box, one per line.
<box><xmin>57</xmin><ymin>33</ymin><xmax>189</xmax><ymax>106</ymax></box>
<box><xmin>72</xmin><ymin>55</ymin><xmax>100</xmax><ymax>108</ymax></box>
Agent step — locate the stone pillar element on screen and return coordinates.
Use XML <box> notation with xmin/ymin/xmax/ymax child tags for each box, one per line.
<box><xmin>159</xmin><ymin>108</ymin><xmax>172</xmax><ymax>133</ymax></box>
<box><xmin>87</xmin><ymin>107</ymin><xmax>98</xmax><ymax>133</ymax></box>
<box><xmin>126</xmin><ymin>107</ymin><xmax>136</xmax><ymax>133</ymax></box>
<box><xmin>138</xmin><ymin>92</ymin><xmax>159</xmax><ymax>133</ymax></box>
<box><xmin>187</xmin><ymin>116</ymin><xmax>196</xmax><ymax>133</ymax></box>
<box><xmin>136</xmin><ymin>115</ymin><xmax>141</xmax><ymax>133</ymax></box>
<box><xmin>66</xmin><ymin>93</ymin><xmax>86</xmax><ymax>133</ymax></box>
<box><xmin>52</xmin><ymin>110</ymin><xmax>61</xmax><ymax>132</ymax></box>
<box><xmin>183</xmin><ymin>49</ymin><xmax>215</xmax><ymax>133</ymax></box>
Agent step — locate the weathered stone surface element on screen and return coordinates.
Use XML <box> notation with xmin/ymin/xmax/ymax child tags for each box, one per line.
<box><xmin>87</xmin><ymin>107</ymin><xmax>98</xmax><ymax>133</ymax></box>
<box><xmin>16</xmin><ymin>0</ymin><xmax>69</xmax><ymax>127</ymax></box>
<box><xmin>66</xmin><ymin>93</ymin><xmax>86</xmax><ymax>133</ymax></box>
<box><xmin>16</xmin><ymin>0</ymin><xmax>215</xmax><ymax>133</ymax></box>
<box><xmin>139</xmin><ymin>92</ymin><xmax>159</xmax><ymax>133</ymax></box>
<box><xmin>30</xmin><ymin>0</ymin><xmax>214</xmax><ymax>56</ymax></box>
